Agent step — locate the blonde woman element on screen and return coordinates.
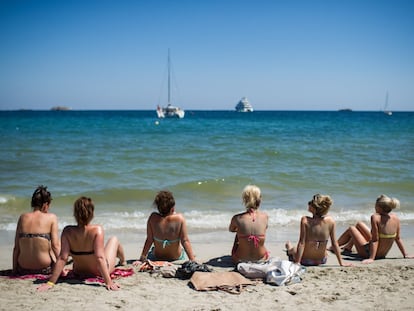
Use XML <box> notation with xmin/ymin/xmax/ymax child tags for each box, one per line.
<box><xmin>37</xmin><ymin>197</ymin><xmax>125</xmax><ymax>291</ymax></box>
<box><xmin>229</xmin><ymin>185</ymin><xmax>269</xmax><ymax>263</ymax></box>
<box><xmin>13</xmin><ymin>186</ymin><xmax>60</xmax><ymax>275</ymax></box>
<box><xmin>286</xmin><ymin>194</ymin><xmax>351</xmax><ymax>266</ymax></box>
<box><xmin>335</xmin><ymin>194</ymin><xmax>413</xmax><ymax>263</ymax></box>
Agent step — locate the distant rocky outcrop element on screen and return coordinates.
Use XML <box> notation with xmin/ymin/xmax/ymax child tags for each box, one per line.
<box><xmin>50</xmin><ymin>106</ymin><xmax>72</xmax><ymax>111</ymax></box>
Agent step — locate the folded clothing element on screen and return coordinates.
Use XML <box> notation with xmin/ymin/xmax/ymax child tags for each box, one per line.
<box><xmin>176</xmin><ymin>261</ymin><xmax>212</xmax><ymax>279</ymax></box>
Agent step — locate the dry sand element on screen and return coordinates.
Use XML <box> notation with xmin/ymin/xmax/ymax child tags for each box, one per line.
<box><xmin>1</xmin><ymin>232</ymin><xmax>414</xmax><ymax>311</ymax></box>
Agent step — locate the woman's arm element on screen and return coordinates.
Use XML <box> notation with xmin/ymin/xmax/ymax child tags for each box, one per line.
<box><xmin>329</xmin><ymin>220</ymin><xmax>351</xmax><ymax>266</ymax></box>
<box><xmin>12</xmin><ymin>216</ymin><xmax>22</xmax><ymax>274</ymax></box>
<box><xmin>362</xmin><ymin>215</ymin><xmax>379</xmax><ymax>264</ymax></box>
<box><xmin>50</xmin><ymin>214</ymin><xmax>60</xmax><ymax>259</ymax></box>
<box><xmin>295</xmin><ymin>217</ymin><xmax>307</xmax><ymax>264</ymax></box>
<box><xmin>229</xmin><ymin>215</ymin><xmax>238</xmax><ymax>232</ymax></box>
<box><xmin>139</xmin><ymin>215</ymin><xmax>154</xmax><ymax>261</ymax></box>
<box><xmin>37</xmin><ymin>228</ymin><xmax>70</xmax><ymax>291</ymax></box>
<box><xmin>394</xmin><ymin>219</ymin><xmax>414</xmax><ymax>259</ymax></box>
<box><xmin>180</xmin><ymin>217</ymin><xmax>195</xmax><ymax>261</ymax></box>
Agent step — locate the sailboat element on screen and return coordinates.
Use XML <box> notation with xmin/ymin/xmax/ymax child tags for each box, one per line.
<box><xmin>156</xmin><ymin>50</ymin><xmax>185</xmax><ymax>119</ymax></box>
<box><xmin>383</xmin><ymin>92</ymin><xmax>392</xmax><ymax>116</ymax></box>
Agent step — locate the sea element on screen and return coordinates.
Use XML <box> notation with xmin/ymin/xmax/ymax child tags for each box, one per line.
<box><xmin>1</xmin><ymin>110</ymin><xmax>413</xmax><ymax>247</ymax></box>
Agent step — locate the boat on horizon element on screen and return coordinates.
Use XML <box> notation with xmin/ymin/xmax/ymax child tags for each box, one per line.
<box><xmin>235</xmin><ymin>97</ymin><xmax>254</xmax><ymax>112</ymax></box>
<box><xmin>156</xmin><ymin>50</ymin><xmax>185</xmax><ymax>119</ymax></box>
<box><xmin>383</xmin><ymin>92</ymin><xmax>392</xmax><ymax>116</ymax></box>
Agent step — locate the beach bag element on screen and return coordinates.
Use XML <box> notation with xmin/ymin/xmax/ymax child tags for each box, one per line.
<box><xmin>237</xmin><ymin>261</ymin><xmax>270</xmax><ymax>279</ymax></box>
<box><xmin>237</xmin><ymin>258</ymin><xmax>305</xmax><ymax>286</ymax></box>
<box><xmin>189</xmin><ymin>271</ymin><xmax>253</xmax><ymax>294</ymax></box>
<box><xmin>265</xmin><ymin>260</ymin><xmax>305</xmax><ymax>286</ymax></box>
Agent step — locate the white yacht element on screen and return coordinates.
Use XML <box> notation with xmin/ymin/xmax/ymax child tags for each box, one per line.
<box><xmin>235</xmin><ymin>97</ymin><xmax>254</xmax><ymax>112</ymax></box>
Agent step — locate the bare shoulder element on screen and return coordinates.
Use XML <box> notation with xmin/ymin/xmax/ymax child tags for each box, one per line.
<box><xmin>62</xmin><ymin>225</ymin><xmax>78</xmax><ymax>235</ymax></box>
<box><xmin>300</xmin><ymin>215</ymin><xmax>309</xmax><ymax>223</ymax></box>
<box><xmin>46</xmin><ymin>212</ymin><xmax>58</xmax><ymax>222</ymax></box>
<box><xmin>389</xmin><ymin>213</ymin><xmax>401</xmax><ymax>222</ymax></box>
<box><xmin>170</xmin><ymin>213</ymin><xmax>185</xmax><ymax>222</ymax></box>
<box><xmin>371</xmin><ymin>213</ymin><xmax>381</xmax><ymax>222</ymax></box>
<box><xmin>89</xmin><ymin>224</ymin><xmax>104</xmax><ymax>235</ymax></box>
<box><xmin>323</xmin><ymin>215</ymin><xmax>335</xmax><ymax>224</ymax></box>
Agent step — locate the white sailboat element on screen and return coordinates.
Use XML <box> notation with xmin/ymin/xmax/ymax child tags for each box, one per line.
<box><xmin>383</xmin><ymin>92</ymin><xmax>392</xmax><ymax>116</ymax></box>
<box><xmin>156</xmin><ymin>50</ymin><xmax>185</xmax><ymax>119</ymax></box>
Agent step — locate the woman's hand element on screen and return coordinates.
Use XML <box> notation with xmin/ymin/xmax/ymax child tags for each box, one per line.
<box><xmin>106</xmin><ymin>282</ymin><xmax>121</xmax><ymax>291</ymax></box>
<box><xmin>36</xmin><ymin>282</ymin><xmax>54</xmax><ymax>292</ymax></box>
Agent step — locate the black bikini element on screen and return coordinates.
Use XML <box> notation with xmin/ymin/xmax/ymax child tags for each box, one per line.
<box><xmin>70</xmin><ymin>249</ymin><xmax>95</xmax><ymax>256</ymax></box>
<box><xmin>19</xmin><ymin>232</ymin><xmax>51</xmax><ymax>241</ymax></box>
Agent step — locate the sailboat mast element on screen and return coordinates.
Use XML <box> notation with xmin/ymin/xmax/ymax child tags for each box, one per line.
<box><xmin>385</xmin><ymin>91</ymin><xmax>389</xmax><ymax>110</ymax></box>
<box><xmin>168</xmin><ymin>49</ymin><xmax>171</xmax><ymax>105</ymax></box>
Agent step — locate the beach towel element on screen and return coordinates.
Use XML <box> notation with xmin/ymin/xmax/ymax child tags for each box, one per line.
<box><xmin>0</xmin><ymin>269</ymin><xmax>50</xmax><ymax>281</ymax></box>
<box><xmin>137</xmin><ymin>260</ymin><xmax>175</xmax><ymax>272</ymax></box>
<box><xmin>82</xmin><ymin>268</ymin><xmax>134</xmax><ymax>284</ymax></box>
<box><xmin>189</xmin><ymin>271</ymin><xmax>253</xmax><ymax>294</ymax></box>
<box><xmin>0</xmin><ymin>267</ymin><xmax>134</xmax><ymax>284</ymax></box>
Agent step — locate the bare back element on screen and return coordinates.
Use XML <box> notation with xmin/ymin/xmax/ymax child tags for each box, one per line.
<box><xmin>301</xmin><ymin>216</ymin><xmax>333</xmax><ymax>260</ymax></box>
<box><xmin>14</xmin><ymin>210</ymin><xmax>59</xmax><ymax>271</ymax></box>
<box><xmin>230</xmin><ymin>210</ymin><xmax>269</xmax><ymax>262</ymax></box>
<box><xmin>148</xmin><ymin>212</ymin><xmax>185</xmax><ymax>260</ymax></box>
<box><xmin>61</xmin><ymin>224</ymin><xmax>104</xmax><ymax>276</ymax></box>
<box><xmin>372</xmin><ymin>213</ymin><xmax>401</xmax><ymax>258</ymax></box>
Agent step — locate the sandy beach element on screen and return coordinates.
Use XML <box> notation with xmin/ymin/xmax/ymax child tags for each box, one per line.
<box><xmin>1</xmin><ymin>228</ymin><xmax>414</xmax><ymax>311</ymax></box>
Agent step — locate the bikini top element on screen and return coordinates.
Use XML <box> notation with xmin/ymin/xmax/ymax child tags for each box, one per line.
<box><xmin>239</xmin><ymin>234</ymin><xmax>265</xmax><ymax>248</ymax></box>
<box><xmin>70</xmin><ymin>249</ymin><xmax>95</xmax><ymax>256</ymax></box>
<box><xmin>19</xmin><ymin>232</ymin><xmax>51</xmax><ymax>241</ymax></box>
<box><xmin>154</xmin><ymin>237</ymin><xmax>180</xmax><ymax>248</ymax></box>
<box><xmin>379</xmin><ymin>232</ymin><xmax>397</xmax><ymax>239</ymax></box>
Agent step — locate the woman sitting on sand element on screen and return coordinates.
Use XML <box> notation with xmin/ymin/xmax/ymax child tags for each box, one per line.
<box><xmin>13</xmin><ymin>186</ymin><xmax>60</xmax><ymax>275</ymax></box>
<box><xmin>37</xmin><ymin>196</ymin><xmax>125</xmax><ymax>291</ymax></box>
<box><xmin>135</xmin><ymin>190</ymin><xmax>196</xmax><ymax>263</ymax></box>
<box><xmin>286</xmin><ymin>194</ymin><xmax>351</xmax><ymax>266</ymax></box>
<box><xmin>334</xmin><ymin>194</ymin><xmax>413</xmax><ymax>263</ymax></box>
<box><xmin>229</xmin><ymin>185</ymin><xmax>269</xmax><ymax>264</ymax></box>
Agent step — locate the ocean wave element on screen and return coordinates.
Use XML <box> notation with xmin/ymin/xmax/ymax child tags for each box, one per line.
<box><xmin>2</xmin><ymin>208</ymin><xmax>414</xmax><ymax>232</ymax></box>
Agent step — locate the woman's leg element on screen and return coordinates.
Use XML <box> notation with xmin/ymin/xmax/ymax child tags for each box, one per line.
<box><xmin>104</xmin><ymin>236</ymin><xmax>126</xmax><ymax>272</ymax></box>
<box><xmin>355</xmin><ymin>222</ymin><xmax>371</xmax><ymax>241</ymax></box>
<box><xmin>349</xmin><ymin>223</ymin><xmax>370</xmax><ymax>258</ymax></box>
<box><xmin>336</xmin><ymin>227</ymin><xmax>353</xmax><ymax>247</ymax></box>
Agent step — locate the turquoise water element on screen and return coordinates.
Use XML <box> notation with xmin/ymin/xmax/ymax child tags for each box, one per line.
<box><xmin>1</xmin><ymin>110</ymin><xmax>413</xmax><ymax>235</ymax></box>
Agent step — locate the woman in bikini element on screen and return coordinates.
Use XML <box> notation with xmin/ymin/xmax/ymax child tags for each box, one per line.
<box><xmin>334</xmin><ymin>194</ymin><xmax>413</xmax><ymax>263</ymax></box>
<box><xmin>13</xmin><ymin>186</ymin><xmax>60</xmax><ymax>275</ymax></box>
<box><xmin>135</xmin><ymin>190</ymin><xmax>196</xmax><ymax>263</ymax></box>
<box><xmin>229</xmin><ymin>185</ymin><xmax>269</xmax><ymax>264</ymax></box>
<box><xmin>37</xmin><ymin>196</ymin><xmax>125</xmax><ymax>291</ymax></box>
<box><xmin>286</xmin><ymin>194</ymin><xmax>352</xmax><ymax>266</ymax></box>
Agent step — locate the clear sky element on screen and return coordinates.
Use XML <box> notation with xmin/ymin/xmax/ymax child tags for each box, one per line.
<box><xmin>1</xmin><ymin>0</ymin><xmax>413</xmax><ymax>111</ymax></box>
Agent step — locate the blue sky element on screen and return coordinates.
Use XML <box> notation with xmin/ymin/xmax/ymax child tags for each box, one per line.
<box><xmin>1</xmin><ymin>0</ymin><xmax>413</xmax><ymax>111</ymax></box>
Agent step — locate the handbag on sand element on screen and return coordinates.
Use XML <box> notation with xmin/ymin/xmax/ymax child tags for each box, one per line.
<box><xmin>237</xmin><ymin>257</ymin><xmax>305</xmax><ymax>286</ymax></box>
<box><xmin>189</xmin><ymin>271</ymin><xmax>253</xmax><ymax>294</ymax></box>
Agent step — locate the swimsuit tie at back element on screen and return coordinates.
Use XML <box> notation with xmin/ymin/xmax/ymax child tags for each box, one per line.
<box><xmin>247</xmin><ymin>235</ymin><xmax>260</xmax><ymax>248</ymax></box>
